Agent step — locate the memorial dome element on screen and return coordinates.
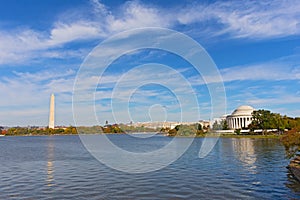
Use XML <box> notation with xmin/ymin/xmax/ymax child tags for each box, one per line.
<box><xmin>226</xmin><ymin>105</ymin><xmax>255</xmax><ymax>130</ymax></box>
<box><xmin>231</xmin><ymin>105</ymin><xmax>254</xmax><ymax>116</ymax></box>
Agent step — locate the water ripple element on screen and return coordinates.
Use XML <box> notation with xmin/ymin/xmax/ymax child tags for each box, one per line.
<box><xmin>0</xmin><ymin>136</ymin><xmax>299</xmax><ymax>199</ymax></box>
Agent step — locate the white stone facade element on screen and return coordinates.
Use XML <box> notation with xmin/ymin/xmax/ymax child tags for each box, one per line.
<box><xmin>226</xmin><ymin>105</ymin><xmax>254</xmax><ymax>130</ymax></box>
<box><xmin>49</xmin><ymin>94</ymin><xmax>55</xmax><ymax>129</ymax></box>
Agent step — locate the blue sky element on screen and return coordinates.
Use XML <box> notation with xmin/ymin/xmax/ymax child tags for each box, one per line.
<box><xmin>0</xmin><ymin>0</ymin><xmax>299</xmax><ymax>126</ymax></box>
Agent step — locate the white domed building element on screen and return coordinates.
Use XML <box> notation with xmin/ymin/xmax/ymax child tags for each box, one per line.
<box><xmin>226</xmin><ymin>105</ymin><xmax>254</xmax><ymax>129</ymax></box>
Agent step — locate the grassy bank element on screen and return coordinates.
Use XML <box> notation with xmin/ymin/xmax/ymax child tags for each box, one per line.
<box><xmin>3</xmin><ymin>132</ymin><xmax>281</xmax><ymax>139</ymax></box>
<box><xmin>217</xmin><ymin>134</ymin><xmax>281</xmax><ymax>139</ymax></box>
<box><xmin>168</xmin><ymin>133</ymin><xmax>281</xmax><ymax>139</ymax></box>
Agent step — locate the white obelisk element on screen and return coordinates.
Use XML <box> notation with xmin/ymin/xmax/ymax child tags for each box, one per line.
<box><xmin>49</xmin><ymin>93</ymin><xmax>55</xmax><ymax>129</ymax></box>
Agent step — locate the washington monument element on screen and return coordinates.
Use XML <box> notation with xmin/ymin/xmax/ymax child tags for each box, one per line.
<box><xmin>49</xmin><ymin>93</ymin><xmax>55</xmax><ymax>129</ymax></box>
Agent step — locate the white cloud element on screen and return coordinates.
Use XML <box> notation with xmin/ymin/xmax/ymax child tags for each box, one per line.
<box><xmin>107</xmin><ymin>1</ymin><xmax>171</xmax><ymax>32</ymax></box>
<box><xmin>72</xmin><ymin>63</ymin><xmax>203</xmax><ymax>125</ymax></box>
<box><xmin>221</xmin><ymin>63</ymin><xmax>300</xmax><ymax>82</ymax></box>
<box><xmin>189</xmin><ymin>53</ymin><xmax>300</xmax><ymax>85</ymax></box>
<box><xmin>177</xmin><ymin>0</ymin><xmax>300</xmax><ymax>39</ymax></box>
<box><xmin>48</xmin><ymin>21</ymin><xmax>105</xmax><ymax>46</ymax></box>
<box><xmin>217</xmin><ymin>1</ymin><xmax>300</xmax><ymax>38</ymax></box>
<box><xmin>0</xmin><ymin>0</ymin><xmax>299</xmax><ymax>65</ymax></box>
<box><xmin>90</xmin><ymin>0</ymin><xmax>110</xmax><ymax>16</ymax></box>
<box><xmin>0</xmin><ymin>1</ymin><xmax>171</xmax><ymax>65</ymax></box>
<box><xmin>0</xmin><ymin>69</ymin><xmax>75</xmax><ymax>106</ymax></box>
<box><xmin>247</xmin><ymin>96</ymin><xmax>300</xmax><ymax>106</ymax></box>
<box><xmin>0</xmin><ymin>30</ymin><xmax>42</xmax><ymax>64</ymax></box>
<box><xmin>1</xmin><ymin>0</ymin><xmax>299</xmax><ymax>125</ymax></box>
<box><xmin>0</xmin><ymin>69</ymin><xmax>75</xmax><ymax>126</ymax></box>
<box><xmin>0</xmin><ymin>25</ymin><xmax>96</xmax><ymax>65</ymax></box>
<box><xmin>12</xmin><ymin>69</ymin><xmax>75</xmax><ymax>82</ymax></box>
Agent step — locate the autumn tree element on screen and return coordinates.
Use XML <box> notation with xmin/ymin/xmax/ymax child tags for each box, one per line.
<box><xmin>281</xmin><ymin>125</ymin><xmax>300</xmax><ymax>158</ymax></box>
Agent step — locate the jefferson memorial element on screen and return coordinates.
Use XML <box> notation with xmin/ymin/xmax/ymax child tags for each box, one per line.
<box><xmin>226</xmin><ymin>105</ymin><xmax>254</xmax><ymax>129</ymax></box>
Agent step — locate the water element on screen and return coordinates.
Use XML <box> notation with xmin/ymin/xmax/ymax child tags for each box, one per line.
<box><xmin>0</xmin><ymin>135</ymin><xmax>300</xmax><ymax>199</ymax></box>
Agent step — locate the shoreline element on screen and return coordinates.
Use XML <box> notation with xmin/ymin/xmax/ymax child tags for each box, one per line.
<box><xmin>2</xmin><ymin>133</ymin><xmax>281</xmax><ymax>139</ymax></box>
<box><xmin>210</xmin><ymin>134</ymin><xmax>280</xmax><ymax>139</ymax></box>
<box><xmin>167</xmin><ymin>134</ymin><xmax>281</xmax><ymax>139</ymax></box>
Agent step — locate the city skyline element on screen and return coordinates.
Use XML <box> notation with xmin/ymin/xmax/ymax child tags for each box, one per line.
<box><xmin>0</xmin><ymin>0</ymin><xmax>299</xmax><ymax>126</ymax></box>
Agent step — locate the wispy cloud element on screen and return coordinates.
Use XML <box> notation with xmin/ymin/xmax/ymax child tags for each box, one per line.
<box><xmin>12</xmin><ymin>69</ymin><xmax>75</xmax><ymax>82</ymax></box>
<box><xmin>187</xmin><ymin>52</ymin><xmax>300</xmax><ymax>117</ymax></box>
<box><xmin>0</xmin><ymin>25</ymin><xmax>94</xmax><ymax>65</ymax></box>
<box><xmin>247</xmin><ymin>96</ymin><xmax>300</xmax><ymax>106</ymax></box>
<box><xmin>0</xmin><ymin>69</ymin><xmax>75</xmax><ymax>126</ymax></box>
<box><xmin>1</xmin><ymin>0</ymin><xmax>299</xmax><ymax>125</ymax></box>
<box><xmin>48</xmin><ymin>21</ymin><xmax>104</xmax><ymax>45</ymax></box>
<box><xmin>107</xmin><ymin>1</ymin><xmax>171</xmax><ymax>32</ymax></box>
<box><xmin>189</xmin><ymin>53</ymin><xmax>300</xmax><ymax>85</ymax></box>
<box><xmin>177</xmin><ymin>0</ymin><xmax>300</xmax><ymax>39</ymax></box>
<box><xmin>1</xmin><ymin>0</ymin><xmax>299</xmax><ymax>65</ymax></box>
<box><xmin>221</xmin><ymin>63</ymin><xmax>300</xmax><ymax>82</ymax></box>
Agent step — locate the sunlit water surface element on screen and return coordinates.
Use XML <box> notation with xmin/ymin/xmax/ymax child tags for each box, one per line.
<box><xmin>1</xmin><ymin>135</ymin><xmax>300</xmax><ymax>199</ymax></box>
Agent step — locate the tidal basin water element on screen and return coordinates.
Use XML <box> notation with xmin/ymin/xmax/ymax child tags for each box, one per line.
<box><xmin>1</xmin><ymin>135</ymin><xmax>300</xmax><ymax>199</ymax></box>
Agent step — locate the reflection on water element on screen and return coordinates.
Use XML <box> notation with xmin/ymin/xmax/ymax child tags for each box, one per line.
<box><xmin>46</xmin><ymin>137</ymin><xmax>55</xmax><ymax>187</ymax></box>
<box><xmin>0</xmin><ymin>136</ymin><xmax>299</xmax><ymax>199</ymax></box>
<box><xmin>232</xmin><ymin>138</ymin><xmax>257</xmax><ymax>173</ymax></box>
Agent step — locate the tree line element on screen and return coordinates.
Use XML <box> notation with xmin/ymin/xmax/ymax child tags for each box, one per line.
<box><xmin>249</xmin><ymin>110</ymin><xmax>299</xmax><ymax>132</ymax></box>
<box><xmin>2</xmin><ymin>123</ymin><xmax>160</xmax><ymax>136</ymax></box>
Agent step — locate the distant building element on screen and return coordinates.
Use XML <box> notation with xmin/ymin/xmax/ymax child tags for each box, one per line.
<box><xmin>226</xmin><ymin>105</ymin><xmax>254</xmax><ymax>130</ymax></box>
<box><xmin>212</xmin><ymin>115</ymin><xmax>227</xmax><ymax>125</ymax></box>
<box><xmin>131</xmin><ymin>120</ymin><xmax>210</xmax><ymax>130</ymax></box>
<box><xmin>132</xmin><ymin>121</ymin><xmax>182</xmax><ymax>129</ymax></box>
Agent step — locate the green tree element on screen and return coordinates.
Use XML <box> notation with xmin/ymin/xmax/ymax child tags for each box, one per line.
<box><xmin>249</xmin><ymin>109</ymin><xmax>284</xmax><ymax>132</ymax></box>
<box><xmin>222</xmin><ymin>120</ymin><xmax>229</xmax><ymax>130</ymax></box>
<box><xmin>168</xmin><ymin>124</ymin><xmax>199</xmax><ymax>136</ymax></box>
<box><xmin>273</xmin><ymin>113</ymin><xmax>285</xmax><ymax>132</ymax></box>
<box><xmin>177</xmin><ymin>125</ymin><xmax>197</xmax><ymax>136</ymax></box>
